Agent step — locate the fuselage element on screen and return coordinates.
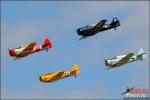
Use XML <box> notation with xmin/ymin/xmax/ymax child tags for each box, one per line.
<box><xmin>39</xmin><ymin>64</ymin><xmax>80</xmax><ymax>83</ymax></box>
<box><xmin>39</xmin><ymin>71</ymin><xmax>72</xmax><ymax>83</ymax></box>
<box><xmin>9</xmin><ymin>45</ymin><xmax>47</xmax><ymax>57</ymax></box>
<box><xmin>105</xmin><ymin>54</ymin><xmax>140</xmax><ymax>67</ymax></box>
<box><xmin>77</xmin><ymin>20</ymin><xmax>120</xmax><ymax>37</ymax></box>
<box><xmin>9</xmin><ymin>38</ymin><xmax>52</xmax><ymax>60</ymax></box>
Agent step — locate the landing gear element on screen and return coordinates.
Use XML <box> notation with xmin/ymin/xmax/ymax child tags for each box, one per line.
<box><xmin>114</xmin><ymin>27</ymin><xmax>116</xmax><ymax>30</ymax></box>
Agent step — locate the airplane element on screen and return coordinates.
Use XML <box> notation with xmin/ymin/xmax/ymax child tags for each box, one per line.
<box><xmin>9</xmin><ymin>38</ymin><xmax>52</xmax><ymax>60</ymax></box>
<box><xmin>39</xmin><ymin>64</ymin><xmax>80</xmax><ymax>83</ymax></box>
<box><xmin>77</xmin><ymin>16</ymin><xmax>120</xmax><ymax>40</ymax></box>
<box><xmin>121</xmin><ymin>87</ymin><xmax>135</xmax><ymax>95</ymax></box>
<box><xmin>105</xmin><ymin>48</ymin><xmax>146</xmax><ymax>69</ymax></box>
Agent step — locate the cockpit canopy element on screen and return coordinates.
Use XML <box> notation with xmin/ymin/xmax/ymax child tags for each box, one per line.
<box><xmin>108</xmin><ymin>55</ymin><xmax>126</xmax><ymax>60</ymax></box>
<box><xmin>81</xmin><ymin>24</ymin><xmax>96</xmax><ymax>31</ymax></box>
<box><xmin>115</xmin><ymin>55</ymin><xmax>126</xmax><ymax>59</ymax></box>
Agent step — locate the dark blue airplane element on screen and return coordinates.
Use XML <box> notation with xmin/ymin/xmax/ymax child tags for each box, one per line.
<box><xmin>77</xmin><ymin>17</ymin><xmax>120</xmax><ymax>40</ymax></box>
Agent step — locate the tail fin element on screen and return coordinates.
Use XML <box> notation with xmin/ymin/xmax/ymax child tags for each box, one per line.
<box><xmin>42</xmin><ymin>38</ymin><xmax>52</xmax><ymax>49</ymax></box>
<box><xmin>70</xmin><ymin>64</ymin><xmax>80</xmax><ymax>76</ymax></box>
<box><xmin>138</xmin><ymin>48</ymin><xmax>145</xmax><ymax>55</ymax></box>
<box><xmin>137</xmin><ymin>48</ymin><xmax>146</xmax><ymax>60</ymax></box>
<box><xmin>112</xmin><ymin>16</ymin><xmax>119</xmax><ymax>23</ymax></box>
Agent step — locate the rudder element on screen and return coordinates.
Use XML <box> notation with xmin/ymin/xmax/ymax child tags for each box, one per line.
<box><xmin>43</xmin><ymin>38</ymin><xmax>52</xmax><ymax>48</ymax></box>
<box><xmin>71</xmin><ymin>64</ymin><xmax>80</xmax><ymax>76</ymax></box>
<box><xmin>138</xmin><ymin>48</ymin><xmax>145</xmax><ymax>55</ymax></box>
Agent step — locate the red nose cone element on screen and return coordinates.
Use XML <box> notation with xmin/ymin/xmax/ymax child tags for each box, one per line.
<box><xmin>9</xmin><ymin>49</ymin><xmax>16</xmax><ymax>56</ymax></box>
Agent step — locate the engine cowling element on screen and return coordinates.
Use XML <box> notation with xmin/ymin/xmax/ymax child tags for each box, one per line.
<box><xmin>9</xmin><ymin>49</ymin><xmax>16</xmax><ymax>56</ymax></box>
<box><xmin>77</xmin><ymin>28</ymin><xmax>83</xmax><ymax>35</ymax></box>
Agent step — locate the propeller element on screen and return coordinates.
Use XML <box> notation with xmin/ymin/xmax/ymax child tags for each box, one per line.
<box><xmin>104</xmin><ymin>59</ymin><xmax>107</xmax><ymax>66</ymax></box>
<box><xmin>8</xmin><ymin>48</ymin><xmax>11</xmax><ymax>51</ymax></box>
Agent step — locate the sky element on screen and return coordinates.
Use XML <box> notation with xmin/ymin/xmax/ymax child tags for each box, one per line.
<box><xmin>1</xmin><ymin>1</ymin><xmax>149</xmax><ymax>99</ymax></box>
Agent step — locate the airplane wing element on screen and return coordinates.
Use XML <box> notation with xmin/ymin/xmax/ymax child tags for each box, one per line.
<box><xmin>52</xmin><ymin>71</ymin><xmax>65</xmax><ymax>80</ymax></box>
<box><xmin>114</xmin><ymin>53</ymin><xmax>134</xmax><ymax>67</ymax></box>
<box><xmin>14</xmin><ymin>56</ymin><xmax>25</xmax><ymax>60</ymax></box>
<box><xmin>89</xmin><ymin>20</ymin><xmax>107</xmax><ymax>34</ymax></box>
<box><xmin>121</xmin><ymin>91</ymin><xmax>128</xmax><ymax>95</ymax></box>
<box><xmin>19</xmin><ymin>42</ymin><xmax>36</xmax><ymax>55</ymax></box>
<box><xmin>79</xmin><ymin>36</ymin><xmax>87</xmax><ymax>40</ymax></box>
<box><xmin>121</xmin><ymin>87</ymin><xmax>135</xmax><ymax>95</ymax></box>
<box><xmin>56</xmin><ymin>71</ymin><xmax>65</xmax><ymax>77</ymax></box>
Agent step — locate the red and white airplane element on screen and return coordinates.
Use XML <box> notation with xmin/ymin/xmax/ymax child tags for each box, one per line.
<box><xmin>9</xmin><ymin>38</ymin><xmax>52</xmax><ymax>60</ymax></box>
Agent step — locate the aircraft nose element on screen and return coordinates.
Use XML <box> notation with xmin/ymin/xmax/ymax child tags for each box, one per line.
<box><xmin>105</xmin><ymin>60</ymin><xmax>108</xmax><ymax>66</ymax></box>
<box><xmin>77</xmin><ymin>28</ymin><xmax>82</xmax><ymax>35</ymax></box>
<box><xmin>9</xmin><ymin>49</ymin><xmax>16</xmax><ymax>56</ymax></box>
<box><xmin>39</xmin><ymin>76</ymin><xmax>48</xmax><ymax>83</ymax></box>
<box><xmin>39</xmin><ymin>76</ymin><xmax>44</xmax><ymax>82</ymax></box>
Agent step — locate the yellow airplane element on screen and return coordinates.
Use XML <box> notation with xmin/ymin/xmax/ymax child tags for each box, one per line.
<box><xmin>39</xmin><ymin>64</ymin><xmax>80</xmax><ymax>83</ymax></box>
